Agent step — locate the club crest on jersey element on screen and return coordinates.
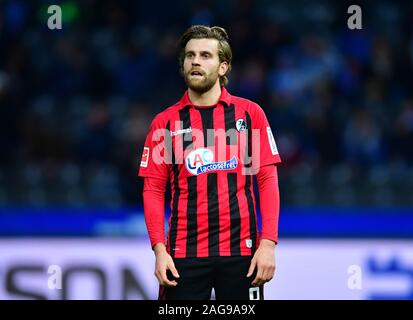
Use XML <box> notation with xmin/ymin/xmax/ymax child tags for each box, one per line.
<box><xmin>236</xmin><ymin>119</ymin><xmax>247</xmax><ymax>132</ymax></box>
<box><xmin>185</xmin><ymin>148</ymin><xmax>238</xmax><ymax>175</ymax></box>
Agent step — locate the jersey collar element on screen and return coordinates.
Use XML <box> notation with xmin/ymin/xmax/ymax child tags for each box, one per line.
<box><xmin>178</xmin><ymin>86</ymin><xmax>232</xmax><ymax>109</ymax></box>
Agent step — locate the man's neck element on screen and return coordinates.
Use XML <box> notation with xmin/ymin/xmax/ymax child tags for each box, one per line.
<box><xmin>188</xmin><ymin>81</ymin><xmax>222</xmax><ymax>106</ymax></box>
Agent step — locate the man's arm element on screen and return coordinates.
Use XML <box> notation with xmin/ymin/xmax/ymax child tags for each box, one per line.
<box><xmin>143</xmin><ymin>177</ymin><xmax>180</xmax><ymax>287</ymax></box>
<box><xmin>247</xmin><ymin>164</ymin><xmax>280</xmax><ymax>286</ymax></box>
<box><xmin>257</xmin><ymin>164</ymin><xmax>280</xmax><ymax>244</ymax></box>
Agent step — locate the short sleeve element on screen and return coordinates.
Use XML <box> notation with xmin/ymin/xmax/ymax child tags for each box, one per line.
<box><xmin>251</xmin><ymin>103</ymin><xmax>282</xmax><ymax>168</ymax></box>
<box><xmin>138</xmin><ymin>115</ymin><xmax>172</xmax><ymax>179</ymax></box>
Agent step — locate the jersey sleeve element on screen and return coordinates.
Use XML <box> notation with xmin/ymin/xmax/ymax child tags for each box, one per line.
<box><xmin>256</xmin><ymin>164</ymin><xmax>280</xmax><ymax>244</ymax></box>
<box><xmin>138</xmin><ymin>115</ymin><xmax>172</xmax><ymax>179</ymax></box>
<box><xmin>251</xmin><ymin>103</ymin><xmax>282</xmax><ymax>168</ymax></box>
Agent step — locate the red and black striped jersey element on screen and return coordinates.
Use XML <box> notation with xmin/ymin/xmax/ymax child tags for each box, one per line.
<box><xmin>139</xmin><ymin>87</ymin><xmax>281</xmax><ymax>258</ymax></box>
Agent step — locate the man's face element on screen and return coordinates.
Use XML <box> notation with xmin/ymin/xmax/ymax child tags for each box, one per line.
<box><xmin>183</xmin><ymin>38</ymin><xmax>227</xmax><ymax>94</ymax></box>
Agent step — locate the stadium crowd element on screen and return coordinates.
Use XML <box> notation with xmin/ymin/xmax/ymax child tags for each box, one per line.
<box><xmin>0</xmin><ymin>0</ymin><xmax>412</xmax><ymax>207</ymax></box>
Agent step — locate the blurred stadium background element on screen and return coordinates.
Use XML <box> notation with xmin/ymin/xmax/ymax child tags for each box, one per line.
<box><xmin>0</xmin><ymin>0</ymin><xmax>412</xmax><ymax>299</ymax></box>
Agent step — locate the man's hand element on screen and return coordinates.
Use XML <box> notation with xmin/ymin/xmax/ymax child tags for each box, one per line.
<box><xmin>153</xmin><ymin>243</ymin><xmax>180</xmax><ymax>287</ymax></box>
<box><xmin>246</xmin><ymin>239</ymin><xmax>276</xmax><ymax>286</ymax></box>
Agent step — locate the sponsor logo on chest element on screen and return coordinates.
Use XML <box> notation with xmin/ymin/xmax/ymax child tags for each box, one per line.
<box><xmin>185</xmin><ymin>148</ymin><xmax>238</xmax><ymax>175</ymax></box>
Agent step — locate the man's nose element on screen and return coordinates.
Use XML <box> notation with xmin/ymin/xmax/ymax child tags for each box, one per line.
<box><xmin>192</xmin><ymin>55</ymin><xmax>201</xmax><ymax>66</ymax></box>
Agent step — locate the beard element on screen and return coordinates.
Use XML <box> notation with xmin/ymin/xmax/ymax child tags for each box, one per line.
<box><xmin>184</xmin><ymin>67</ymin><xmax>220</xmax><ymax>94</ymax></box>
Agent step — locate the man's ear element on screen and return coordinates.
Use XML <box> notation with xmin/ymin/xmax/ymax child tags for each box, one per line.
<box><xmin>219</xmin><ymin>61</ymin><xmax>229</xmax><ymax>76</ymax></box>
